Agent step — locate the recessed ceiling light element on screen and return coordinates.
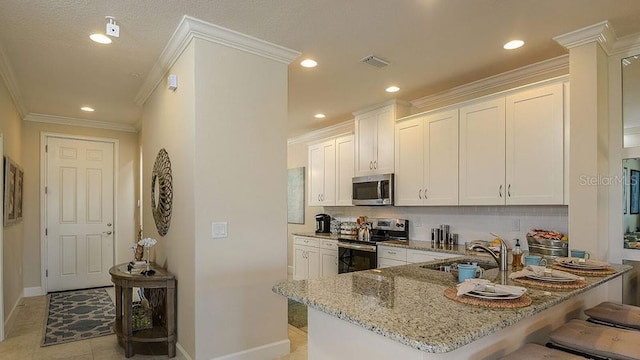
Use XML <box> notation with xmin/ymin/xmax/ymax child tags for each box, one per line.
<box><xmin>314</xmin><ymin>113</ymin><xmax>326</xmax><ymax>119</ymax></box>
<box><xmin>90</xmin><ymin>33</ymin><xmax>112</xmax><ymax>44</ymax></box>
<box><xmin>81</xmin><ymin>106</ymin><xmax>95</xmax><ymax>112</ymax></box>
<box><xmin>301</xmin><ymin>59</ymin><xmax>318</xmax><ymax>68</ymax></box>
<box><xmin>503</xmin><ymin>40</ymin><xmax>524</xmax><ymax>50</ymax></box>
<box><xmin>385</xmin><ymin>86</ymin><xmax>400</xmax><ymax>93</ymax></box>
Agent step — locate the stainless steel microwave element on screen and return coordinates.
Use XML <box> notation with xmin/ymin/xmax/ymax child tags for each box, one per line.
<box><xmin>352</xmin><ymin>174</ymin><xmax>394</xmax><ymax>206</ymax></box>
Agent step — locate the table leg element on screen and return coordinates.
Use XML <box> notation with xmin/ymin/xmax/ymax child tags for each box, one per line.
<box><xmin>123</xmin><ymin>286</ymin><xmax>133</xmax><ymax>358</ymax></box>
<box><xmin>167</xmin><ymin>279</ymin><xmax>176</xmax><ymax>358</ymax></box>
<box><xmin>115</xmin><ymin>285</ymin><xmax>122</xmax><ymax>329</ymax></box>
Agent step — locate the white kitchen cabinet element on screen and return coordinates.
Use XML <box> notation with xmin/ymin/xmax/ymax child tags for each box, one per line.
<box><xmin>320</xmin><ymin>248</ymin><xmax>338</xmax><ymax>276</ymax></box>
<box><xmin>293</xmin><ymin>236</ymin><xmax>321</xmax><ymax>280</ymax></box>
<box><xmin>505</xmin><ymin>82</ymin><xmax>564</xmax><ymax>205</ymax></box>
<box><xmin>459</xmin><ymin>97</ymin><xmax>506</xmax><ymax>205</ymax></box>
<box><xmin>395</xmin><ymin>109</ymin><xmax>458</xmax><ymax>206</ymax></box>
<box><xmin>354</xmin><ymin>101</ymin><xmax>410</xmax><ymax>176</ymax></box>
<box><xmin>335</xmin><ymin>135</ymin><xmax>355</xmax><ymax>206</ymax></box>
<box><xmin>377</xmin><ymin>245</ymin><xmax>407</xmax><ymax>268</ymax></box>
<box><xmin>308</xmin><ymin>135</ymin><xmax>354</xmax><ymax>207</ymax></box>
<box><xmin>406</xmin><ymin>249</ymin><xmax>458</xmax><ymax>263</ymax></box>
<box><xmin>459</xmin><ymin>81</ymin><xmax>564</xmax><ymax>205</ymax></box>
<box><xmin>378</xmin><ymin>258</ymin><xmax>407</xmax><ymax>268</ymax></box>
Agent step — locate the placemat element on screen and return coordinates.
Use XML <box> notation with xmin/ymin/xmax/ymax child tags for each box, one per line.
<box><xmin>443</xmin><ymin>287</ymin><xmax>532</xmax><ymax>309</ymax></box>
<box><xmin>551</xmin><ymin>264</ymin><xmax>617</xmax><ymax>276</ymax></box>
<box><xmin>512</xmin><ymin>277</ymin><xmax>588</xmax><ymax>290</ymax></box>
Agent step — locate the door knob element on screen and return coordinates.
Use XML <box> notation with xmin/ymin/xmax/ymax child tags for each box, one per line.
<box><xmin>103</xmin><ymin>231</ymin><xmax>113</xmax><ymax>235</ymax></box>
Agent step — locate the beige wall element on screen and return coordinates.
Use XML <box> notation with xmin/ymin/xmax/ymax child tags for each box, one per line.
<box><xmin>21</xmin><ymin>121</ymin><xmax>139</xmax><ymax>291</ymax></box>
<box><xmin>0</xmin><ymin>75</ymin><xmax>24</xmax><ymax>323</ymax></box>
<box><xmin>141</xmin><ymin>42</ymin><xmax>196</xmax><ymax>357</ymax></box>
<box><xmin>191</xmin><ymin>38</ymin><xmax>289</xmax><ymax>359</ymax></box>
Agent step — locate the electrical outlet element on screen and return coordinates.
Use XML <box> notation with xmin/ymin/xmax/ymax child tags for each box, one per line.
<box><xmin>212</xmin><ymin>222</ymin><xmax>228</xmax><ymax>239</ymax></box>
<box><xmin>511</xmin><ymin>219</ymin><xmax>520</xmax><ymax>231</ymax></box>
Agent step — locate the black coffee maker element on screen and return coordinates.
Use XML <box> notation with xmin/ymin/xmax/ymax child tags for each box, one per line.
<box><xmin>315</xmin><ymin>214</ymin><xmax>331</xmax><ymax>234</ymax></box>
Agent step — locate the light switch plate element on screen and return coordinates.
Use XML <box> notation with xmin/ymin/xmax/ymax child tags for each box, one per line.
<box><xmin>212</xmin><ymin>222</ymin><xmax>228</xmax><ymax>239</ymax></box>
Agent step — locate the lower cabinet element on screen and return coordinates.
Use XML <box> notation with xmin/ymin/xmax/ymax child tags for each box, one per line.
<box><xmin>377</xmin><ymin>245</ymin><xmax>458</xmax><ymax>268</ymax></box>
<box><xmin>294</xmin><ymin>236</ymin><xmax>338</xmax><ymax>280</ymax></box>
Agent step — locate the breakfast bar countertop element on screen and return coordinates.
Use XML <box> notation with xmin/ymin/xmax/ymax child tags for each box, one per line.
<box><xmin>272</xmin><ymin>260</ymin><xmax>631</xmax><ymax>353</ymax></box>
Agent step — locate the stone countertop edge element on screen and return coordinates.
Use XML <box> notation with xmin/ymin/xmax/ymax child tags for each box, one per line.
<box><xmin>292</xmin><ymin>232</ymin><xmax>467</xmax><ymax>255</ymax></box>
<box><xmin>273</xmin><ymin>261</ymin><xmax>632</xmax><ymax>353</ymax></box>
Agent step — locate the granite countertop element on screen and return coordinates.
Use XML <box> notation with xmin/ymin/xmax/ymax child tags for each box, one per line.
<box><xmin>273</xmin><ymin>259</ymin><xmax>631</xmax><ymax>353</ymax></box>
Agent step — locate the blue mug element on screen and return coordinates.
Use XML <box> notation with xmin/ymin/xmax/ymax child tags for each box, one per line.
<box><xmin>458</xmin><ymin>264</ymin><xmax>483</xmax><ymax>282</ymax></box>
<box><xmin>571</xmin><ymin>250</ymin><xmax>590</xmax><ymax>259</ymax></box>
<box><xmin>523</xmin><ymin>255</ymin><xmax>547</xmax><ymax>267</ymax></box>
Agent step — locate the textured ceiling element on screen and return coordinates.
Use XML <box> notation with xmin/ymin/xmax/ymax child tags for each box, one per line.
<box><xmin>1</xmin><ymin>0</ymin><xmax>640</xmax><ymax>137</ymax></box>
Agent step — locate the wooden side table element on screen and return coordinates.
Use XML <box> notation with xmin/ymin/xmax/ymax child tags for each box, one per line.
<box><xmin>110</xmin><ymin>263</ymin><xmax>176</xmax><ymax>358</ymax></box>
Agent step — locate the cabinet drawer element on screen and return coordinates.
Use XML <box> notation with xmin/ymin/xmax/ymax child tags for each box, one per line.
<box><xmin>377</xmin><ymin>246</ymin><xmax>407</xmax><ymax>261</ymax></box>
<box><xmin>294</xmin><ymin>236</ymin><xmax>320</xmax><ymax>248</ymax></box>
<box><xmin>320</xmin><ymin>239</ymin><xmax>338</xmax><ymax>250</ymax></box>
<box><xmin>407</xmin><ymin>250</ymin><xmax>458</xmax><ymax>264</ymax></box>
<box><xmin>378</xmin><ymin>258</ymin><xmax>407</xmax><ymax>268</ymax></box>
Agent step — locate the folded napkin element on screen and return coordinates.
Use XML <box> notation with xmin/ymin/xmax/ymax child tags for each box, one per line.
<box><xmin>456</xmin><ymin>278</ymin><xmax>527</xmax><ymax>297</ymax></box>
<box><xmin>509</xmin><ymin>265</ymin><xmax>584</xmax><ymax>281</ymax></box>
<box><xmin>554</xmin><ymin>257</ymin><xmax>609</xmax><ymax>267</ymax></box>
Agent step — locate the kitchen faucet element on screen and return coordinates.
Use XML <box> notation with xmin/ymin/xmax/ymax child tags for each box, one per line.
<box><xmin>468</xmin><ymin>233</ymin><xmax>509</xmax><ymax>271</ymax></box>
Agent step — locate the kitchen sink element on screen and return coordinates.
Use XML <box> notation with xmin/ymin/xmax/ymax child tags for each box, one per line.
<box><xmin>419</xmin><ymin>258</ymin><xmax>499</xmax><ymax>272</ymax></box>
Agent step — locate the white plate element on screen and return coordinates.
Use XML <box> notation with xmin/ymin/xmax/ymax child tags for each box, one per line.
<box><xmin>465</xmin><ymin>291</ymin><xmax>524</xmax><ymax>300</ymax></box>
<box><xmin>526</xmin><ymin>274</ymin><xmax>577</xmax><ymax>283</ymax></box>
<box><xmin>556</xmin><ymin>262</ymin><xmax>608</xmax><ymax>270</ymax></box>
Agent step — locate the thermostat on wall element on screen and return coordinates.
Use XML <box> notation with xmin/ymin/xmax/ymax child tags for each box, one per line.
<box><xmin>167</xmin><ymin>74</ymin><xmax>178</xmax><ymax>91</ymax></box>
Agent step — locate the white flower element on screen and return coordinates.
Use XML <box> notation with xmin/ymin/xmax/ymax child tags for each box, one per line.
<box><xmin>138</xmin><ymin>237</ymin><xmax>157</xmax><ymax>248</ymax></box>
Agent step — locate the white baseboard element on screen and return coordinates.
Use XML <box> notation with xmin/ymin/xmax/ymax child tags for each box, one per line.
<box><xmin>23</xmin><ymin>287</ymin><xmax>43</xmax><ymax>297</ymax></box>
<box><xmin>3</xmin><ymin>291</ymin><xmax>24</xmax><ymax>336</ymax></box>
<box><xmin>287</xmin><ymin>265</ymin><xmax>293</xmax><ymax>275</ymax></box>
<box><xmin>177</xmin><ymin>342</ymin><xmax>194</xmax><ymax>360</ymax></box>
<box><xmin>210</xmin><ymin>339</ymin><xmax>290</xmax><ymax>360</ymax></box>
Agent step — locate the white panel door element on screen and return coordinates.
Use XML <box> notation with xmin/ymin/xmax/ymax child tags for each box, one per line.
<box><xmin>459</xmin><ymin>98</ymin><xmax>506</xmax><ymax>205</ymax></box>
<box><xmin>335</xmin><ymin>135</ymin><xmax>354</xmax><ymax>206</ymax></box>
<box><xmin>395</xmin><ymin>118</ymin><xmax>424</xmax><ymax>205</ymax></box>
<box><xmin>46</xmin><ymin>137</ymin><xmax>114</xmax><ymax>292</ymax></box>
<box><xmin>322</xmin><ymin>140</ymin><xmax>336</xmax><ymax>205</ymax></box>
<box><xmin>293</xmin><ymin>245</ymin><xmax>308</xmax><ymax>280</ymax></box>
<box><xmin>424</xmin><ymin>109</ymin><xmax>459</xmax><ymax>205</ymax></box>
<box><xmin>307</xmin><ymin>247</ymin><xmax>320</xmax><ymax>279</ymax></box>
<box><xmin>308</xmin><ymin>143</ymin><xmax>325</xmax><ymax>206</ymax></box>
<box><xmin>375</xmin><ymin>106</ymin><xmax>395</xmax><ymax>174</ymax></box>
<box><xmin>355</xmin><ymin>111</ymin><xmax>377</xmax><ymax>176</ymax></box>
<box><xmin>320</xmin><ymin>249</ymin><xmax>338</xmax><ymax>277</ymax></box>
<box><xmin>506</xmin><ymin>82</ymin><xmax>564</xmax><ymax>204</ymax></box>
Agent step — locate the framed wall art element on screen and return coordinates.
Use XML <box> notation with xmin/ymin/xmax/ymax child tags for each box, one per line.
<box><xmin>4</xmin><ymin>156</ymin><xmax>23</xmax><ymax>226</ymax></box>
<box><xmin>287</xmin><ymin>167</ymin><xmax>305</xmax><ymax>224</ymax></box>
<box><xmin>631</xmin><ymin>169</ymin><xmax>640</xmax><ymax>215</ymax></box>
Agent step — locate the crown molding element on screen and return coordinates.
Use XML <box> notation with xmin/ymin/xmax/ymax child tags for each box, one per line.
<box><xmin>411</xmin><ymin>55</ymin><xmax>569</xmax><ymax>109</ymax></box>
<box><xmin>553</xmin><ymin>20</ymin><xmax>616</xmax><ymax>54</ymax></box>
<box><xmin>352</xmin><ymin>98</ymin><xmax>411</xmax><ymax>116</ymax></box>
<box><xmin>0</xmin><ymin>43</ymin><xmax>27</xmax><ymax>118</ymax></box>
<box><xmin>609</xmin><ymin>32</ymin><xmax>640</xmax><ymax>57</ymax></box>
<box><xmin>134</xmin><ymin>15</ymin><xmax>300</xmax><ymax>107</ymax></box>
<box><xmin>24</xmin><ymin>113</ymin><xmax>138</xmax><ymax>133</ymax></box>
<box><xmin>287</xmin><ymin>120</ymin><xmax>354</xmax><ymax>145</ymax></box>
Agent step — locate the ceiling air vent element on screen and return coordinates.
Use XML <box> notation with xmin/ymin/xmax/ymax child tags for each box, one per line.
<box><xmin>361</xmin><ymin>55</ymin><xmax>390</xmax><ymax>68</ymax></box>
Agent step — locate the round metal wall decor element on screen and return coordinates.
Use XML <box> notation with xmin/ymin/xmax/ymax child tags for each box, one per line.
<box><xmin>151</xmin><ymin>148</ymin><xmax>173</xmax><ymax>236</ymax></box>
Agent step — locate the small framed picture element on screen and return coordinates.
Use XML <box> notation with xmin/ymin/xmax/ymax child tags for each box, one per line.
<box><xmin>4</xmin><ymin>156</ymin><xmax>23</xmax><ymax>226</ymax></box>
<box><xmin>630</xmin><ymin>169</ymin><xmax>640</xmax><ymax>214</ymax></box>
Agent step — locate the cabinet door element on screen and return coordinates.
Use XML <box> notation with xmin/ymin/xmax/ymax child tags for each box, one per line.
<box><xmin>308</xmin><ymin>143</ymin><xmax>325</xmax><ymax>206</ymax></box>
<box><xmin>320</xmin><ymin>249</ymin><xmax>338</xmax><ymax>276</ymax></box>
<box><xmin>459</xmin><ymin>98</ymin><xmax>506</xmax><ymax>205</ymax></box>
<box><xmin>322</xmin><ymin>140</ymin><xmax>336</xmax><ymax>205</ymax></box>
<box><xmin>355</xmin><ymin>111</ymin><xmax>377</xmax><ymax>176</ymax></box>
<box><xmin>335</xmin><ymin>135</ymin><xmax>354</xmax><ymax>206</ymax></box>
<box><xmin>424</xmin><ymin>109</ymin><xmax>459</xmax><ymax>205</ymax></box>
<box><xmin>307</xmin><ymin>246</ymin><xmax>321</xmax><ymax>279</ymax></box>
<box><xmin>293</xmin><ymin>245</ymin><xmax>308</xmax><ymax>280</ymax></box>
<box><xmin>395</xmin><ymin>118</ymin><xmax>425</xmax><ymax>205</ymax></box>
<box><xmin>377</xmin><ymin>258</ymin><xmax>407</xmax><ymax>268</ymax></box>
<box><xmin>506</xmin><ymin>83</ymin><xmax>563</xmax><ymax>204</ymax></box>
<box><xmin>375</xmin><ymin>106</ymin><xmax>395</xmax><ymax>174</ymax></box>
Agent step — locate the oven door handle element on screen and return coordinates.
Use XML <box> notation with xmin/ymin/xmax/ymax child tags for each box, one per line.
<box><xmin>338</xmin><ymin>242</ymin><xmax>376</xmax><ymax>252</ymax></box>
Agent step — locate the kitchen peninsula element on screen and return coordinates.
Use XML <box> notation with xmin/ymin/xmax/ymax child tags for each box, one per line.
<box><xmin>273</xmin><ymin>258</ymin><xmax>630</xmax><ymax>360</ymax></box>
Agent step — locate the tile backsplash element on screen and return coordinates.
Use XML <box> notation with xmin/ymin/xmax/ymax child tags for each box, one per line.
<box><xmin>324</xmin><ymin>205</ymin><xmax>568</xmax><ymax>250</ymax></box>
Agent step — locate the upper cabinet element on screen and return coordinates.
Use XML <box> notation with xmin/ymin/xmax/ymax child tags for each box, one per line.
<box><xmin>459</xmin><ymin>82</ymin><xmax>564</xmax><ymax>205</ymax></box>
<box><xmin>395</xmin><ymin>109</ymin><xmax>459</xmax><ymax>206</ymax></box>
<box><xmin>308</xmin><ymin>134</ymin><xmax>354</xmax><ymax>207</ymax></box>
<box><xmin>354</xmin><ymin>101</ymin><xmax>410</xmax><ymax>176</ymax></box>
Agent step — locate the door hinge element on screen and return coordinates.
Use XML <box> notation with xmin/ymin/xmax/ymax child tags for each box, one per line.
<box><xmin>45</xmin><ymin>186</ymin><xmax>47</xmax><ymax>195</ymax></box>
<box><xmin>46</xmin><ymin>269</ymin><xmax>48</xmax><ymax>277</ymax></box>
<box><xmin>45</xmin><ymin>228</ymin><xmax>48</xmax><ymax>236</ymax></box>
<box><xmin>45</xmin><ymin>144</ymin><xmax>48</xmax><ymax>152</ymax></box>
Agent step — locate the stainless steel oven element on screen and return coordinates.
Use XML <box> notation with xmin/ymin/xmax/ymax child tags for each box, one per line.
<box><xmin>338</xmin><ymin>242</ymin><xmax>377</xmax><ymax>274</ymax></box>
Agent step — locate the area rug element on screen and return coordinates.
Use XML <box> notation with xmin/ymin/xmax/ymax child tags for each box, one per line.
<box><xmin>42</xmin><ymin>288</ymin><xmax>115</xmax><ymax>346</ymax></box>
<box><xmin>288</xmin><ymin>299</ymin><xmax>307</xmax><ymax>329</ymax></box>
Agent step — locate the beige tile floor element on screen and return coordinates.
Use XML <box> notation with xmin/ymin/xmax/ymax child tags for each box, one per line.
<box><xmin>0</xmin><ymin>291</ymin><xmax>308</xmax><ymax>360</ymax></box>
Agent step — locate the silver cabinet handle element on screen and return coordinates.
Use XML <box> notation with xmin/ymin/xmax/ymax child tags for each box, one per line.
<box><xmin>508</xmin><ymin>184</ymin><xmax>511</xmax><ymax>197</ymax></box>
<box><xmin>317</xmin><ymin>194</ymin><xmax>320</xmax><ymax>201</ymax></box>
<box><xmin>373</xmin><ymin>161</ymin><xmax>377</xmax><ymax>169</ymax></box>
<box><xmin>418</xmin><ymin>189</ymin><xmax>422</xmax><ymax>199</ymax></box>
<box><xmin>388</xmin><ymin>251</ymin><xmax>396</xmax><ymax>255</ymax></box>
<box><xmin>103</xmin><ymin>231</ymin><xmax>112</xmax><ymax>235</ymax></box>
<box><xmin>499</xmin><ymin>185</ymin><xmax>503</xmax><ymax>198</ymax></box>
<box><xmin>424</xmin><ymin>188</ymin><xmax>427</xmax><ymax>199</ymax></box>
<box><xmin>369</xmin><ymin>161</ymin><xmax>373</xmax><ymax>170</ymax></box>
